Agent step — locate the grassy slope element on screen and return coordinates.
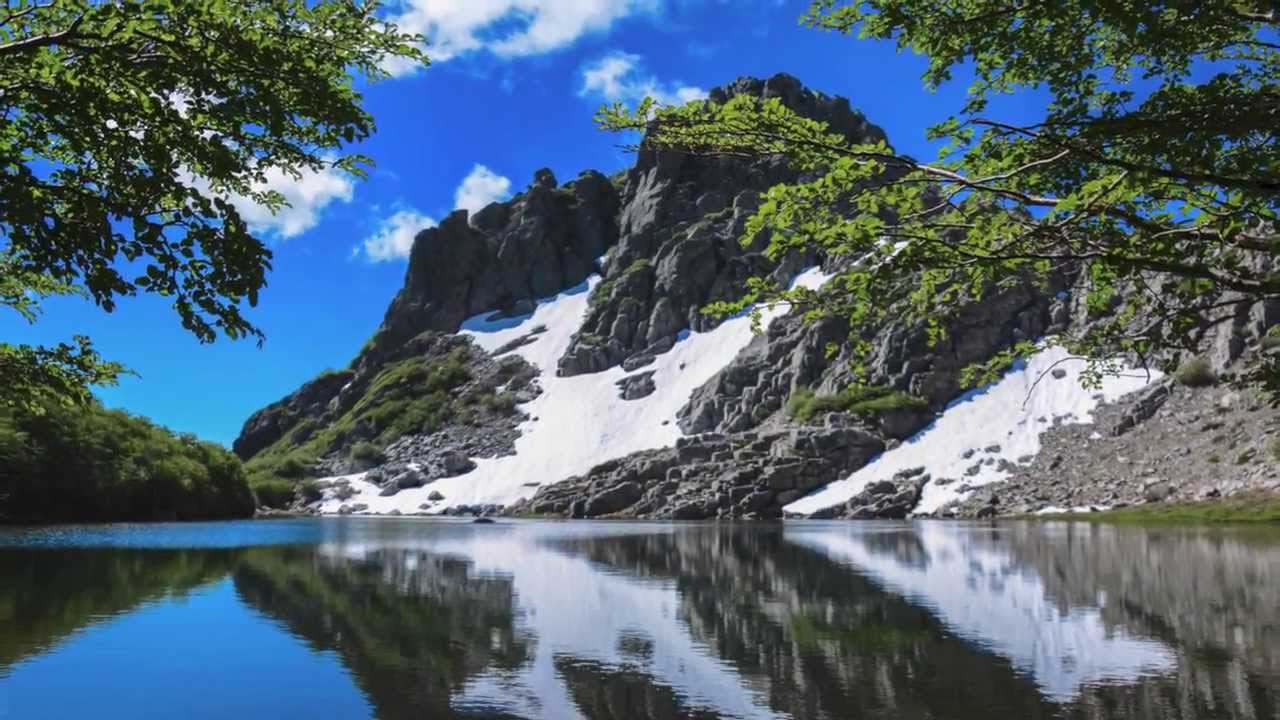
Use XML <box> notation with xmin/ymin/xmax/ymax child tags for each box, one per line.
<box><xmin>1031</xmin><ymin>492</ymin><xmax>1280</xmax><ymax>525</ymax></box>
<box><xmin>244</xmin><ymin>342</ymin><xmax>521</xmax><ymax>505</ymax></box>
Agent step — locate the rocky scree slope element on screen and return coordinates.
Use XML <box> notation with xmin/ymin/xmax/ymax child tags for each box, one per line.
<box><xmin>235</xmin><ymin>73</ymin><xmax>1279</xmax><ymax>519</ymax></box>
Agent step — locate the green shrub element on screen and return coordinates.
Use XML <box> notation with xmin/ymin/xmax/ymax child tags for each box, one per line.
<box><xmin>252</xmin><ymin>479</ymin><xmax>296</xmax><ymax>509</ymax></box>
<box><xmin>481</xmin><ymin>391</ymin><xmax>518</xmax><ymax>415</ymax></box>
<box><xmin>786</xmin><ymin>384</ymin><xmax>926</xmax><ymax>423</ymax></box>
<box><xmin>1175</xmin><ymin>357</ymin><xmax>1216</xmax><ymax>387</ymax></box>
<box><xmin>591</xmin><ymin>272</ymin><xmax>618</xmax><ymax>300</ymax></box>
<box><xmin>299</xmin><ymin>480</ymin><xmax>324</xmax><ymax>503</ymax></box>
<box><xmin>845</xmin><ymin>389</ymin><xmax>927</xmax><ymax>415</ymax></box>
<box><xmin>459</xmin><ymin>387</ymin><xmax>519</xmax><ymax>420</ymax></box>
<box><xmin>1262</xmin><ymin>326</ymin><xmax>1280</xmax><ymax>350</ymax></box>
<box><xmin>350</xmin><ymin>441</ymin><xmax>384</xmax><ymax>464</ymax></box>
<box><xmin>786</xmin><ymin>386</ymin><xmax>820</xmax><ymax>422</ymax></box>
<box><xmin>626</xmin><ymin>258</ymin><xmax>653</xmax><ymax>274</ymax></box>
<box><xmin>276</xmin><ymin>454</ymin><xmax>312</xmax><ymax>479</ymax></box>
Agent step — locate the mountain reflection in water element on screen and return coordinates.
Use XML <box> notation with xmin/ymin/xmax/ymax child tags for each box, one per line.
<box><xmin>1</xmin><ymin>519</ymin><xmax>1277</xmax><ymax>719</ymax></box>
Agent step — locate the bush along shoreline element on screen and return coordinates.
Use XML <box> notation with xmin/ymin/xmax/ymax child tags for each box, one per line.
<box><xmin>0</xmin><ymin>401</ymin><xmax>255</xmax><ymax>524</ymax></box>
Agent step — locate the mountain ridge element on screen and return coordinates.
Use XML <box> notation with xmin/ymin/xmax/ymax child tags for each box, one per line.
<box><xmin>234</xmin><ymin>73</ymin><xmax>1280</xmax><ymax>520</ymax></box>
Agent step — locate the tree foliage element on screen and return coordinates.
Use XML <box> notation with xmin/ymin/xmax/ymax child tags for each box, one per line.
<box><xmin>600</xmin><ymin>0</ymin><xmax>1280</xmax><ymax>386</ymax></box>
<box><xmin>1</xmin><ymin>0</ymin><xmax>424</xmax><ymax>407</ymax></box>
<box><xmin>0</xmin><ymin>400</ymin><xmax>256</xmax><ymax>523</ymax></box>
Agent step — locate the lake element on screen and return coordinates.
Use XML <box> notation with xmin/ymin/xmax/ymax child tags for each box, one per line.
<box><xmin>1</xmin><ymin>519</ymin><xmax>1277</xmax><ymax>719</ymax></box>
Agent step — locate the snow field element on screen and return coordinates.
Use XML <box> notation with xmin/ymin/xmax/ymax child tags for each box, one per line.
<box><xmin>785</xmin><ymin>346</ymin><xmax>1160</xmax><ymax>516</ymax></box>
<box><xmin>319</xmin><ymin>268</ymin><xmax>831</xmax><ymax>514</ymax></box>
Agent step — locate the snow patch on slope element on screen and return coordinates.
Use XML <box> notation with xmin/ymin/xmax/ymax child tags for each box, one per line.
<box><xmin>785</xmin><ymin>346</ymin><xmax>1160</xmax><ymax>517</ymax></box>
<box><xmin>319</xmin><ymin>268</ymin><xmax>831</xmax><ymax>514</ymax></box>
<box><xmin>786</xmin><ymin>523</ymin><xmax>1176</xmax><ymax>700</ymax></box>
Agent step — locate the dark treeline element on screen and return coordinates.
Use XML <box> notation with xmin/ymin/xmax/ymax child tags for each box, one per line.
<box><xmin>0</xmin><ymin>402</ymin><xmax>255</xmax><ymax>524</ymax></box>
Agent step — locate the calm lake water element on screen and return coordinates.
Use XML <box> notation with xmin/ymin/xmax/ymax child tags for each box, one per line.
<box><xmin>1</xmin><ymin>519</ymin><xmax>1277</xmax><ymax>719</ymax></box>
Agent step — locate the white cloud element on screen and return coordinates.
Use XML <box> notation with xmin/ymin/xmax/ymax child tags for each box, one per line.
<box><xmin>361</xmin><ymin>209</ymin><xmax>437</xmax><ymax>262</ymax></box>
<box><xmin>579</xmin><ymin>52</ymin><xmax>705</xmax><ymax>106</ymax></box>
<box><xmin>184</xmin><ymin>162</ymin><xmax>356</xmax><ymax>241</ymax></box>
<box><xmin>383</xmin><ymin>0</ymin><xmax>657</xmax><ymax>74</ymax></box>
<box><xmin>356</xmin><ymin>164</ymin><xmax>506</xmax><ymax>262</ymax></box>
<box><xmin>231</xmin><ymin>165</ymin><xmax>356</xmax><ymax>240</ymax></box>
<box><xmin>454</xmin><ymin>164</ymin><xmax>511</xmax><ymax>214</ymax></box>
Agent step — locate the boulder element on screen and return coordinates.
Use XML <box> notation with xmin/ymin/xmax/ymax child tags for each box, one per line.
<box><xmin>585</xmin><ymin>481</ymin><xmax>644</xmax><ymax>516</ymax></box>
<box><xmin>392</xmin><ymin>469</ymin><xmax>427</xmax><ymax>489</ymax></box>
<box><xmin>671</xmin><ymin>499</ymin><xmax>715</xmax><ymax>520</ymax></box>
<box><xmin>616</xmin><ymin>371</ymin><xmax>657</xmax><ymax>401</ymax></box>
<box><xmin>440</xmin><ymin>451</ymin><xmax>476</xmax><ymax>476</ymax></box>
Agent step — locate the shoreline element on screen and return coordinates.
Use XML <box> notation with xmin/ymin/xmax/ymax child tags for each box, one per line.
<box><xmin>1024</xmin><ymin>491</ymin><xmax>1280</xmax><ymax>525</ymax></box>
<box><xmin>275</xmin><ymin>491</ymin><xmax>1280</xmax><ymax>527</ymax></box>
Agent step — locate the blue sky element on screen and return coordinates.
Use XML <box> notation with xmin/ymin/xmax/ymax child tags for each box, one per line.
<box><xmin>12</xmin><ymin>0</ymin><xmax>1050</xmax><ymax>446</ymax></box>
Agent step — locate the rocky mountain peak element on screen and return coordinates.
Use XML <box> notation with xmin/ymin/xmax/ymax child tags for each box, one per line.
<box><xmin>707</xmin><ymin>73</ymin><xmax>887</xmax><ymax>146</ymax></box>
<box><xmin>555</xmin><ymin>74</ymin><xmax>888</xmax><ymax>378</ymax></box>
<box><xmin>235</xmin><ymin>74</ymin><xmax>890</xmax><ymax>466</ymax></box>
<box><xmin>369</xmin><ymin>167</ymin><xmax>620</xmax><ymax>361</ymax></box>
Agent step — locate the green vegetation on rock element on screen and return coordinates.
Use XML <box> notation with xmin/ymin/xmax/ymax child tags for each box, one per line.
<box><xmin>787</xmin><ymin>384</ymin><xmax>926</xmax><ymax>423</ymax></box>
<box><xmin>350</xmin><ymin>442</ymin><xmax>385</xmax><ymax>464</ymax></box>
<box><xmin>245</xmin><ymin>349</ymin><xmax>473</xmax><ymax>490</ymax></box>
<box><xmin>242</xmin><ymin>343</ymin><xmax>521</xmax><ymax>504</ymax></box>
<box><xmin>592</xmin><ymin>257</ymin><xmax>654</xmax><ymax>302</ymax></box>
<box><xmin>1175</xmin><ymin>357</ymin><xmax>1217</xmax><ymax>388</ymax></box>
<box><xmin>1036</xmin><ymin>494</ymin><xmax>1280</xmax><ymax>525</ymax></box>
<box><xmin>0</xmin><ymin>402</ymin><xmax>254</xmax><ymax>523</ymax></box>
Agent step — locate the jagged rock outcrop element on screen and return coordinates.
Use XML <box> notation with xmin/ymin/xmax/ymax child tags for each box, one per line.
<box><xmin>235</xmin><ymin>368</ymin><xmax>353</xmax><ymax>460</ymax></box>
<box><xmin>556</xmin><ymin>74</ymin><xmax>886</xmax><ymax>377</ymax></box>
<box><xmin>235</xmin><ymin>73</ymin><xmax>900</xmax><ymax>501</ymax></box>
<box><xmin>807</xmin><ymin>467</ymin><xmax>928</xmax><ymax>519</ymax></box>
<box><xmin>238</xmin><ymin>165</ymin><xmax>627</xmax><ymax>461</ymax></box>
<box><xmin>679</xmin><ymin>275</ymin><xmax>1072</xmax><ymax>438</ymax></box>
<box><xmin>507</xmin><ymin>423</ymin><xmax>883</xmax><ymax>520</ymax></box>
<box><xmin>238</xmin><ymin>331</ymin><xmax>538</xmax><ymax>486</ymax></box>
<box><xmin>234</xmin><ymin>168</ymin><xmax>611</xmax><ymax>464</ymax></box>
<box><xmin>374</xmin><ymin>168</ymin><xmax>620</xmax><ymax>359</ymax></box>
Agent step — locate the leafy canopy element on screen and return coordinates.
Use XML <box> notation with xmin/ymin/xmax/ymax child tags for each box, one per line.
<box><xmin>0</xmin><ymin>399</ymin><xmax>256</xmax><ymax>523</ymax></box>
<box><xmin>599</xmin><ymin>1</ymin><xmax>1280</xmax><ymax>387</ymax></box>
<box><xmin>0</xmin><ymin>0</ymin><xmax>424</xmax><ymax>408</ymax></box>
